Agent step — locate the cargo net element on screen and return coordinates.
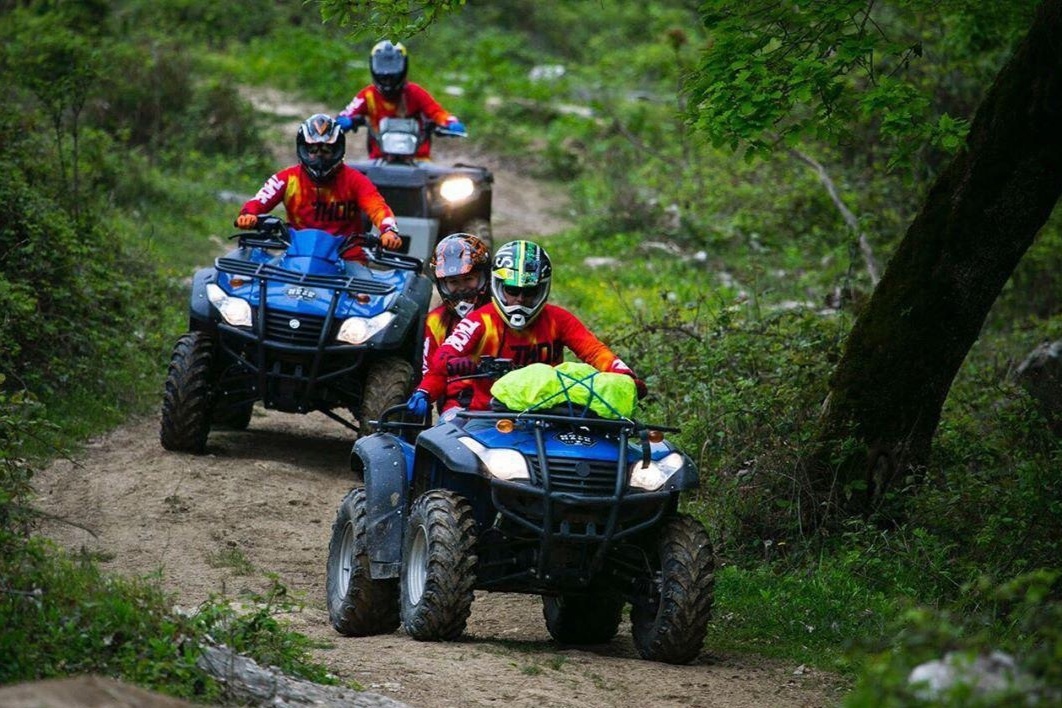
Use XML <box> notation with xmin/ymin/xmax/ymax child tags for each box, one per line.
<box><xmin>489</xmin><ymin>362</ymin><xmax>637</xmax><ymax>420</ymax></box>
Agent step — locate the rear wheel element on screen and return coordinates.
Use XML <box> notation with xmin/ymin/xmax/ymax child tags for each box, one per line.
<box><xmin>400</xmin><ymin>490</ymin><xmax>477</xmax><ymax>641</ymax></box>
<box><xmin>326</xmin><ymin>488</ymin><xmax>400</xmax><ymax>636</ymax></box>
<box><xmin>630</xmin><ymin>514</ymin><xmax>715</xmax><ymax>664</ymax></box>
<box><xmin>160</xmin><ymin>332</ymin><xmax>216</xmax><ymax>454</ymax></box>
<box><xmin>359</xmin><ymin>358</ymin><xmax>414</xmax><ymax>436</ymax></box>
<box><xmin>543</xmin><ymin>593</ymin><xmax>624</xmax><ymax>645</ymax></box>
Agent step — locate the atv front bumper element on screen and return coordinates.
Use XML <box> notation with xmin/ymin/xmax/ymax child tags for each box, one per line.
<box><xmin>215</xmin><ymin>322</ymin><xmax>371</xmax><ymax>413</ymax></box>
<box><xmin>481</xmin><ymin>477</ymin><xmax>676</xmax><ymax>592</ymax></box>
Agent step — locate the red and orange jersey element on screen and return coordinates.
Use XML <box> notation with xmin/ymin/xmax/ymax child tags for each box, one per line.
<box><xmin>422</xmin><ymin>304</ymin><xmax>479</xmax><ymax>412</ymax></box>
<box><xmin>239</xmin><ymin>164</ymin><xmax>396</xmax><ymax>261</ymax></box>
<box><xmin>419</xmin><ymin>303</ymin><xmax>634</xmax><ymax>411</ymax></box>
<box><xmin>338</xmin><ymin>82</ymin><xmax>453</xmax><ymax>159</ymax></box>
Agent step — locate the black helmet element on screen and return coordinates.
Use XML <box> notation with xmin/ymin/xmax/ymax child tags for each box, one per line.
<box><xmin>430</xmin><ymin>233</ymin><xmax>491</xmax><ymax>318</ymax></box>
<box><xmin>296</xmin><ymin>114</ymin><xmax>345</xmax><ymax>183</ymax></box>
<box><xmin>370</xmin><ymin>40</ymin><xmax>408</xmax><ymax>99</ymax></box>
<box><xmin>490</xmin><ymin>240</ymin><xmax>552</xmax><ymax>330</ymax></box>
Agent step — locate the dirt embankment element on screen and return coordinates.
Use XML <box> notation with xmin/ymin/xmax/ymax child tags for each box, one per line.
<box><xmin>30</xmin><ymin>89</ymin><xmax>846</xmax><ymax>708</ymax></box>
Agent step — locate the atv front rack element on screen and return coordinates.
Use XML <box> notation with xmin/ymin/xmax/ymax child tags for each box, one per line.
<box><xmin>216</xmin><ymin>258</ymin><xmax>396</xmax><ymax>295</ymax></box>
<box><xmin>456</xmin><ymin>410</ymin><xmax>684</xmax><ymax>589</ymax></box>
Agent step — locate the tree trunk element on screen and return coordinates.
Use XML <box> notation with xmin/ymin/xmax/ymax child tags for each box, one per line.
<box><xmin>196</xmin><ymin>643</ymin><xmax>405</xmax><ymax>707</ymax></box>
<box><xmin>811</xmin><ymin>0</ymin><xmax>1062</xmax><ymax>518</ymax></box>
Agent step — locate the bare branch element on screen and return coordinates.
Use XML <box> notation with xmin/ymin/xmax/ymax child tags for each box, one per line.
<box><xmin>787</xmin><ymin>147</ymin><xmax>881</xmax><ymax>285</ymax></box>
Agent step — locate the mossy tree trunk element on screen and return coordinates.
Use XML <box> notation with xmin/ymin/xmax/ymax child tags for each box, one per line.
<box><xmin>811</xmin><ymin>0</ymin><xmax>1062</xmax><ymax>519</ymax></box>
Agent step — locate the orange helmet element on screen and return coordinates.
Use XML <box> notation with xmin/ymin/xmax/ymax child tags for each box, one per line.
<box><xmin>430</xmin><ymin>233</ymin><xmax>491</xmax><ymax>317</ymax></box>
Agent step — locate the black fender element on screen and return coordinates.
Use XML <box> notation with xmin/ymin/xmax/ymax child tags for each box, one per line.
<box><xmin>670</xmin><ymin>451</ymin><xmax>700</xmax><ymax>491</ymax></box>
<box><xmin>368</xmin><ymin>273</ymin><xmax>432</xmax><ymax>350</ymax></box>
<box><xmin>413</xmin><ymin>421</ymin><xmax>482</xmax><ymax>483</ymax></box>
<box><xmin>352</xmin><ymin>433</ymin><xmax>409</xmax><ymax>579</ymax></box>
<box><xmin>188</xmin><ymin>266</ymin><xmax>218</xmax><ymax>330</ymax></box>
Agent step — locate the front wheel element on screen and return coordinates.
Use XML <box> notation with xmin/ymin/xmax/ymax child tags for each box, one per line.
<box><xmin>400</xmin><ymin>490</ymin><xmax>477</xmax><ymax>641</ymax></box>
<box><xmin>160</xmin><ymin>332</ymin><xmax>216</xmax><ymax>454</ymax></box>
<box><xmin>326</xmin><ymin>488</ymin><xmax>400</xmax><ymax>636</ymax></box>
<box><xmin>630</xmin><ymin>514</ymin><xmax>715</xmax><ymax>664</ymax></box>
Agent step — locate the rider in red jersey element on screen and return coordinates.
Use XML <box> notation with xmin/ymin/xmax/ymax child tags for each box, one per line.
<box><xmin>236</xmin><ymin>114</ymin><xmax>401</xmax><ymax>262</ymax></box>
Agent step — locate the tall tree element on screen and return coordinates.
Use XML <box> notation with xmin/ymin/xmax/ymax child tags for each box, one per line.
<box><xmin>814</xmin><ymin>0</ymin><xmax>1062</xmax><ymax>514</ymax></box>
<box><xmin>689</xmin><ymin>0</ymin><xmax>1062</xmax><ymax>518</ymax></box>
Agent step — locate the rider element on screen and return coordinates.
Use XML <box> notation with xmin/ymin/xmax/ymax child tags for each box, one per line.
<box><xmin>421</xmin><ymin>233</ymin><xmax>492</xmax><ymax>418</ymax></box>
<box><xmin>335</xmin><ymin>40</ymin><xmax>465</xmax><ymax>160</ymax></box>
<box><xmin>406</xmin><ymin>240</ymin><xmax>647</xmax><ymax>417</ymax></box>
<box><xmin>235</xmin><ymin>113</ymin><xmax>402</xmax><ymax>261</ymax></box>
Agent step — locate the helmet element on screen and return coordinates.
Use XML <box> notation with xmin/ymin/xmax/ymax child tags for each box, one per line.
<box><xmin>430</xmin><ymin>233</ymin><xmax>491</xmax><ymax>318</ymax></box>
<box><xmin>490</xmin><ymin>240</ymin><xmax>552</xmax><ymax>330</ymax></box>
<box><xmin>296</xmin><ymin>114</ymin><xmax>345</xmax><ymax>183</ymax></box>
<box><xmin>370</xmin><ymin>40</ymin><xmax>408</xmax><ymax>99</ymax></box>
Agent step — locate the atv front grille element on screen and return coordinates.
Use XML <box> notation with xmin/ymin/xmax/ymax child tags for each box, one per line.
<box><xmin>263</xmin><ymin>311</ymin><xmax>328</xmax><ymax>347</ymax></box>
<box><xmin>376</xmin><ymin>186</ymin><xmax>428</xmax><ymax>215</ymax></box>
<box><xmin>530</xmin><ymin>458</ymin><xmax>621</xmax><ymax>495</ymax></box>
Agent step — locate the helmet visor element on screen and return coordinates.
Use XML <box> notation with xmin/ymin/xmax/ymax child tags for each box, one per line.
<box><xmin>371</xmin><ymin>51</ymin><xmax>406</xmax><ymax>94</ymax></box>
<box><xmin>501</xmin><ymin>283</ymin><xmax>545</xmax><ymax>301</ymax></box>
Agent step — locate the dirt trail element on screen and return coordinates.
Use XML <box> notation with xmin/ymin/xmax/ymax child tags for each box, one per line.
<box><xmin>32</xmin><ymin>90</ymin><xmax>846</xmax><ymax>707</ymax></box>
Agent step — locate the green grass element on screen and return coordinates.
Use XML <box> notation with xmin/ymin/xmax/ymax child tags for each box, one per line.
<box><xmin>0</xmin><ymin>539</ymin><xmax>336</xmax><ymax>697</ymax></box>
<box><xmin>205</xmin><ymin>547</ymin><xmax>255</xmax><ymax>576</ymax></box>
<box><xmin>706</xmin><ymin>563</ymin><xmax>894</xmax><ymax>673</ymax></box>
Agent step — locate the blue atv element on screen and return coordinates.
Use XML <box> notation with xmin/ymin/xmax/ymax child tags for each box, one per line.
<box><xmin>325</xmin><ymin>360</ymin><xmax>716</xmax><ymax>664</ymax></box>
<box><xmin>160</xmin><ymin>215</ymin><xmax>431</xmax><ymax>454</ymax></box>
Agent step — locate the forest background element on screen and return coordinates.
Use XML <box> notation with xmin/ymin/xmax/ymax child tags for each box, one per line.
<box><xmin>1</xmin><ymin>0</ymin><xmax>1060</xmax><ymax>704</ymax></box>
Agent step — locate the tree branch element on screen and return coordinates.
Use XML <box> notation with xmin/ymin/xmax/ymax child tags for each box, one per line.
<box><xmin>787</xmin><ymin>147</ymin><xmax>881</xmax><ymax>286</ymax></box>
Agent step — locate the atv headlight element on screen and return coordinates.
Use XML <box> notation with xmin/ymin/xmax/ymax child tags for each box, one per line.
<box><xmin>439</xmin><ymin>176</ymin><xmax>475</xmax><ymax>203</ymax></box>
<box><xmin>628</xmin><ymin>452</ymin><xmax>685</xmax><ymax>491</ymax></box>
<box><xmin>206</xmin><ymin>283</ymin><xmax>252</xmax><ymax>328</ymax></box>
<box><xmin>380</xmin><ymin>132</ymin><xmax>418</xmax><ymax>156</ymax></box>
<box><xmin>336</xmin><ymin>312</ymin><xmax>396</xmax><ymax>345</ymax></box>
<box><xmin>458</xmin><ymin>436</ymin><xmax>530</xmax><ymax>482</ymax></box>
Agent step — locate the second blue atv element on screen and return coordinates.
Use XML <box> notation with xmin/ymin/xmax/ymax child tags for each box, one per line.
<box><xmin>325</xmin><ymin>361</ymin><xmax>716</xmax><ymax>664</ymax></box>
<box><xmin>160</xmin><ymin>215</ymin><xmax>431</xmax><ymax>454</ymax></box>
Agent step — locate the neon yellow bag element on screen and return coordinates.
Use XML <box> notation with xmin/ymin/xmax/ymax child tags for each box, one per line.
<box><xmin>490</xmin><ymin>361</ymin><xmax>637</xmax><ymax>418</ymax></box>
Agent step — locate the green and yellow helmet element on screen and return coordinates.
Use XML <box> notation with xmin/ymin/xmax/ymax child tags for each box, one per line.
<box><xmin>490</xmin><ymin>240</ymin><xmax>552</xmax><ymax>330</ymax></box>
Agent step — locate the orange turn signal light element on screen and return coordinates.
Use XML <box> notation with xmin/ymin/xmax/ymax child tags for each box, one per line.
<box><xmin>495</xmin><ymin>419</ymin><xmax>514</xmax><ymax>433</ymax></box>
<box><xmin>648</xmin><ymin>430</ymin><xmax>664</xmax><ymax>443</ymax></box>
<box><xmin>230</xmin><ymin>277</ymin><xmax>248</xmax><ymax>288</ymax></box>
<box><xmin>355</xmin><ymin>293</ymin><xmax>371</xmax><ymax>304</ymax></box>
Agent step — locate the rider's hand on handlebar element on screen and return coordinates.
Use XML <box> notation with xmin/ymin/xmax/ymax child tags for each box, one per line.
<box><xmin>445</xmin><ymin>356</ymin><xmax>476</xmax><ymax>377</ymax></box>
<box><xmin>380</xmin><ymin>229</ymin><xmax>402</xmax><ymax>251</ymax></box>
<box><xmin>336</xmin><ymin>115</ymin><xmax>354</xmax><ymax>133</ymax></box>
<box><xmin>406</xmin><ymin>390</ymin><xmax>430</xmax><ymax>418</ymax></box>
<box><xmin>235</xmin><ymin>213</ymin><xmax>258</xmax><ymax>229</ymax></box>
<box><xmin>446</xmin><ymin>117</ymin><xmax>466</xmax><ymax>135</ymax></box>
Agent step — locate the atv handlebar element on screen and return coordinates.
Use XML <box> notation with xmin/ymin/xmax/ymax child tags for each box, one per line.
<box><xmin>229</xmin><ymin>218</ymin><xmax>423</xmax><ymax>271</ymax></box>
<box><xmin>430</xmin><ymin>124</ymin><xmax>467</xmax><ymax>139</ymax></box>
<box><xmin>450</xmin><ymin>356</ymin><xmax>515</xmax><ymax>381</ymax></box>
<box><xmin>232</xmin><ymin>214</ymin><xmax>289</xmax><ymax>249</ymax></box>
<box><xmin>368</xmin><ymin>403</ymin><xmax>434</xmax><ymax>433</ymax></box>
<box><xmin>354</xmin><ymin>232</ymin><xmax>424</xmax><ymax>271</ymax></box>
